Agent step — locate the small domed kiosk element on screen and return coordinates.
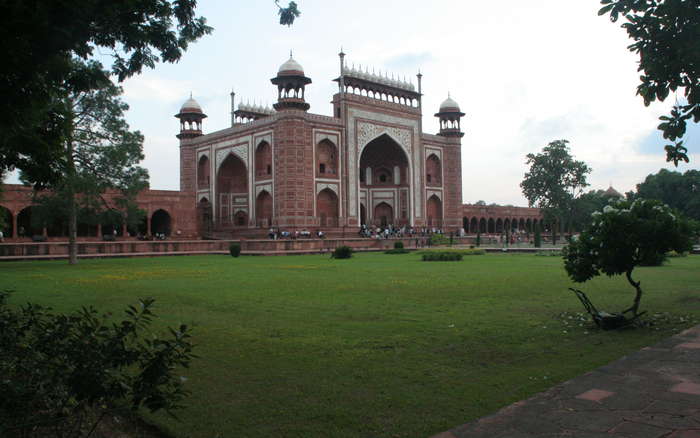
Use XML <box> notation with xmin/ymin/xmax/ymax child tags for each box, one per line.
<box><xmin>435</xmin><ymin>94</ymin><xmax>465</xmax><ymax>137</ymax></box>
<box><xmin>175</xmin><ymin>95</ymin><xmax>207</xmax><ymax>139</ymax></box>
<box><xmin>271</xmin><ymin>53</ymin><xmax>312</xmax><ymax>111</ymax></box>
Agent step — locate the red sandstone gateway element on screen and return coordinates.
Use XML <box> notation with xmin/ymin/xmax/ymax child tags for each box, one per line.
<box><xmin>0</xmin><ymin>52</ymin><xmax>541</xmax><ymax>242</ymax></box>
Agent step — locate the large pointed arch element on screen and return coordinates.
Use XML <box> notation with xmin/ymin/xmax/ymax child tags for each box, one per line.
<box><xmin>217</xmin><ymin>153</ymin><xmax>248</xmax><ymax>225</ymax></box>
<box><xmin>360</xmin><ymin>133</ymin><xmax>411</xmax><ymax>226</ymax></box>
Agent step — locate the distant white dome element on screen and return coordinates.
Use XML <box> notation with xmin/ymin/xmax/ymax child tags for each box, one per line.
<box><xmin>180</xmin><ymin>96</ymin><xmax>202</xmax><ymax>113</ymax></box>
<box><xmin>439</xmin><ymin>95</ymin><xmax>460</xmax><ymax>112</ymax></box>
<box><xmin>278</xmin><ymin>56</ymin><xmax>304</xmax><ymax>75</ymax></box>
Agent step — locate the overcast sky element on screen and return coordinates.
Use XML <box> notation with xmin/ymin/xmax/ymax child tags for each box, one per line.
<box><xmin>12</xmin><ymin>0</ymin><xmax>698</xmax><ymax>206</ymax></box>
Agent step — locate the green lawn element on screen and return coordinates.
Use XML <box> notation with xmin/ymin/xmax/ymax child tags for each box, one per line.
<box><xmin>2</xmin><ymin>253</ymin><xmax>699</xmax><ymax>438</ymax></box>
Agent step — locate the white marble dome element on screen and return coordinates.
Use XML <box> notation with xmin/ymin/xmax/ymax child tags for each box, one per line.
<box><xmin>180</xmin><ymin>96</ymin><xmax>203</xmax><ymax>113</ymax></box>
<box><xmin>278</xmin><ymin>56</ymin><xmax>304</xmax><ymax>74</ymax></box>
<box><xmin>439</xmin><ymin>95</ymin><xmax>460</xmax><ymax>112</ymax></box>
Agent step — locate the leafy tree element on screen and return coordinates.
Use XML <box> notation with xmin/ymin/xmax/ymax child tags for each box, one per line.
<box><xmin>0</xmin><ymin>292</ymin><xmax>194</xmax><ymax>438</ymax></box>
<box><xmin>631</xmin><ymin>169</ymin><xmax>700</xmax><ymax>221</ymax></box>
<box><xmin>599</xmin><ymin>0</ymin><xmax>699</xmax><ymax>165</ymax></box>
<box><xmin>475</xmin><ymin>200</ymin><xmax>487</xmax><ymax>206</ymax></box>
<box><xmin>534</xmin><ymin>222</ymin><xmax>542</xmax><ymax>248</ymax></box>
<box><xmin>21</xmin><ymin>71</ymin><xmax>149</xmax><ymax>264</ymax></box>
<box><xmin>571</xmin><ymin>189</ymin><xmax>624</xmax><ymax>231</ymax></box>
<box><xmin>0</xmin><ymin>1</ymin><xmax>301</xmax><ymax>183</ymax></box>
<box><xmin>520</xmin><ymin>140</ymin><xmax>592</xmax><ymax>244</ymax></box>
<box><xmin>0</xmin><ymin>1</ymin><xmax>212</xmax><ymax>184</ymax></box>
<box><xmin>563</xmin><ymin>199</ymin><xmax>696</xmax><ymax>316</ymax></box>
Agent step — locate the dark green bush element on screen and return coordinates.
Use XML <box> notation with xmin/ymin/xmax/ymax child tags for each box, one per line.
<box><xmin>0</xmin><ymin>292</ymin><xmax>194</xmax><ymax>438</ymax></box>
<box><xmin>422</xmin><ymin>252</ymin><xmax>463</xmax><ymax>261</ymax></box>
<box><xmin>331</xmin><ymin>246</ymin><xmax>353</xmax><ymax>259</ymax></box>
<box><xmin>639</xmin><ymin>251</ymin><xmax>667</xmax><ymax>266</ymax></box>
<box><xmin>394</xmin><ymin>241</ymin><xmax>404</xmax><ymax>249</ymax></box>
<box><xmin>229</xmin><ymin>243</ymin><xmax>241</xmax><ymax>257</ymax></box>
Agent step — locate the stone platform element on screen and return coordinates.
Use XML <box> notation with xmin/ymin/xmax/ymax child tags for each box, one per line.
<box><xmin>432</xmin><ymin>325</ymin><xmax>700</xmax><ymax>438</ymax></box>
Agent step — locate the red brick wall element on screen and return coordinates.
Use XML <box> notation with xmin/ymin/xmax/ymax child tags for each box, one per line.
<box><xmin>180</xmin><ymin>140</ymin><xmax>196</xmax><ymax>192</ymax></box>
<box><xmin>273</xmin><ymin>115</ymin><xmax>316</xmax><ymax>227</ymax></box>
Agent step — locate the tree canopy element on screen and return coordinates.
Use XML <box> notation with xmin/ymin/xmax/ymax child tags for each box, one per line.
<box><xmin>520</xmin><ymin>140</ymin><xmax>592</xmax><ymax>240</ymax></box>
<box><xmin>631</xmin><ymin>168</ymin><xmax>700</xmax><ymax>221</ymax></box>
<box><xmin>0</xmin><ymin>0</ymin><xmax>213</xmax><ymax>183</ymax></box>
<box><xmin>599</xmin><ymin>0</ymin><xmax>700</xmax><ymax>165</ymax></box>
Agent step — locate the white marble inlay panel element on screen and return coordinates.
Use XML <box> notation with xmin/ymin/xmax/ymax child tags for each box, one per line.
<box><xmin>255</xmin><ymin>184</ymin><xmax>272</xmax><ymax>197</ymax></box>
<box><xmin>316</xmin><ymin>182</ymin><xmax>339</xmax><ymax>196</ymax></box>
<box><xmin>426</xmin><ymin>189</ymin><xmax>442</xmax><ymax>201</ymax></box>
<box><xmin>425</xmin><ymin>147</ymin><xmax>442</xmax><ymax>161</ymax></box>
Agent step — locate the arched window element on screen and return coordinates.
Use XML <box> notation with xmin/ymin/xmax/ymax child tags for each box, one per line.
<box><xmin>255</xmin><ymin>141</ymin><xmax>272</xmax><ymax>179</ymax></box>
<box><xmin>316</xmin><ymin>139</ymin><xmax>338</xmax><ymax>178</ymax></box>
<box><xmin>426</xmin><ymin>154</ymin><xmax>442</xmax><ymax>186</ymax></box>
<box><xmin>197</xmin><ymin>155</ymin><xmax>210</xmax><ymax>189</ymax></box>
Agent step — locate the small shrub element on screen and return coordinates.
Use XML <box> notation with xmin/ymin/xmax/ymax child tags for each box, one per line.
<box><xmin>429</xmin><ymin>234</ymin><xmax>449</xmax><ymax>246</ymax></box>
<box><xmin>422</xmin><ymin>252</ymin><xmax>463</xmax><ymax>261</ymax></box>
<box><xmin>229</xmin><ymin>243</ymin><xmax>241</xmax><ymax>257</ymax></box>
<box><xmin>394</xmin><ymin>241</ymin><xmax>404</xmax><ymax>249</ymax></box>
<box><xmin>331</xmin><ymin>246</ymin><xmax>353</xmax><ymax>259</ymax></box>
<box><xmin>0</xmin><ymin>292</ymin><xmax>195</xmax><ymax>438</ymax></box>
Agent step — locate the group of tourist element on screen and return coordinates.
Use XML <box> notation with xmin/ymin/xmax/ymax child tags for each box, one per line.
<box><xmin>268</xmin><ymin>228</ymin><xmax>325</xmax><ymax>240</ymax></box>
<box><xmin>358</xmin><ymin>224</ymin><xmax>444</xmax><ymax>239</ymax></box>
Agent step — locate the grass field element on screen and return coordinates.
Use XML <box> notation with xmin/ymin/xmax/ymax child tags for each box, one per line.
<box><xmin>2</xmin><ymin>252</ymin><xmax>699</xmax><ymax>438</ymax></box>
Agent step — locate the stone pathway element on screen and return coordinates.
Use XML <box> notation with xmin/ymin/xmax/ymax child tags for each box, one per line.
<box><xmin>432</xmin><ymin>325</ymin><xmax>700</xmax><ymax>438</ymax></box>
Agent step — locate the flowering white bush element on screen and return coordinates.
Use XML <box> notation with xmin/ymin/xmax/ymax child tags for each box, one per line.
<box><xmin>563</xmin><ymin>199</ymin><xmax>696</xmax><ymax>316</ymax></box>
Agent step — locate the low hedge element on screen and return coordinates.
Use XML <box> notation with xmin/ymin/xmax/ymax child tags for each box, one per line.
<box><xmin>229</xmin><ymin>243</ymin><xmax>241</xmax><ymax>257</ymax></box>
<box><xmin>418</xmin><ymin>248</ymin><xmax>485</xmax><ymax>256</ymax></box>
<box><xmin>422</xmin><ymin>252</ymin><xmax>463</xmax><ymax>262</ymax></box>
<box><xmin>385</xmin><ymin>248</ymin><xmax>409</xmax><ymax>254</ymax></box>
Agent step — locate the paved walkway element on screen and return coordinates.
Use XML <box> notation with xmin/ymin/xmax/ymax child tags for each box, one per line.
<box><xmin>432</xmin><ymin>325</ymin><xmax>700</xmax><ymax>438</ymax></box>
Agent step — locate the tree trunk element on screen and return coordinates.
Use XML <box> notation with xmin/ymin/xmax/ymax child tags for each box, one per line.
<box><xmin>623</xmin><ymin>269</ymin><xmax>643</xmax><ymax>316</ymax></box>
<box><xmin>68</xmin><ymin>190</ymin><xmax>77</xmax><ymax>265</ymax></box>
<box><xmin>67</xmin><ymin>136</ymin><xmax>78</xmax><ymax>265</ymax></box>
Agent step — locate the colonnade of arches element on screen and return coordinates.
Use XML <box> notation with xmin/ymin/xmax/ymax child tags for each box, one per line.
<box><xmin>462</xmin><ymin>216</ymin><xmax>542</xmax><ymax>234</ymax></box>
<box><xmin>0</xmin><ymin>204</ymin><xmax>174</xmax><ymax>239</ymax></box>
